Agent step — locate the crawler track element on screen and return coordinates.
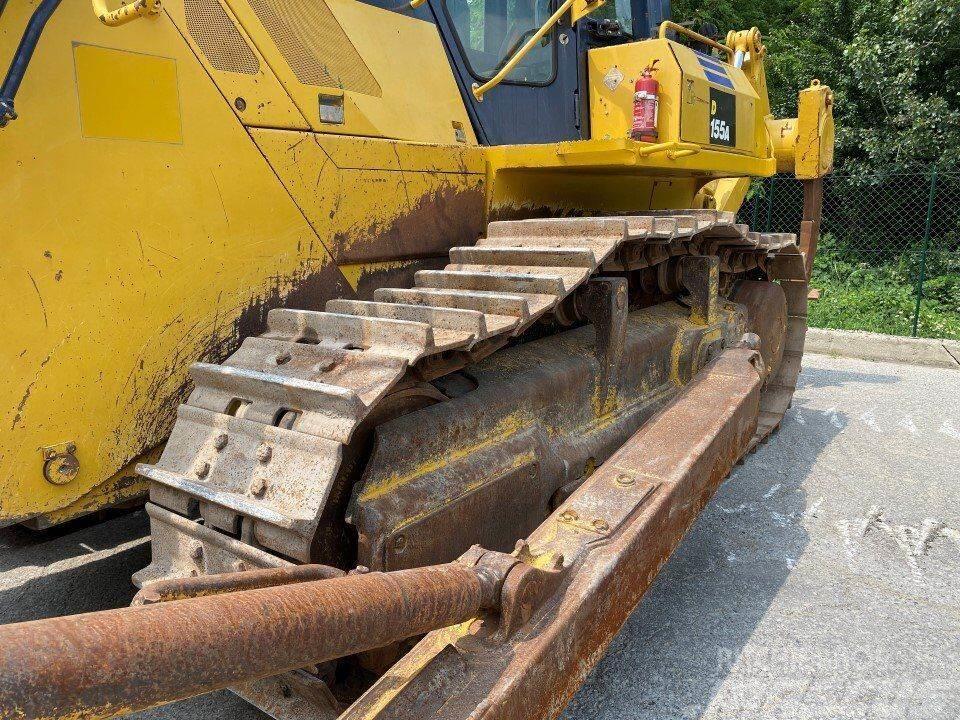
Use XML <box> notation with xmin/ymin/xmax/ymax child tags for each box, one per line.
<box><xmin>137</xmin><ymin>211</ymin><xmax>809</xmax><ymax>568</ymax></box>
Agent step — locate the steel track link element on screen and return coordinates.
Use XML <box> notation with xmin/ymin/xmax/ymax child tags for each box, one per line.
<box><xmin>136</xmin><ymin>211</ymin><xmax>807</xmax><ymax>570</ymax></box>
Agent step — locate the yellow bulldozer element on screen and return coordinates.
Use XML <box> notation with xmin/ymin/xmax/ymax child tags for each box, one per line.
<box><xmin>0</xmin><ymin>0</ymin><xmax>833</xmax><ymax>715</ymax></box>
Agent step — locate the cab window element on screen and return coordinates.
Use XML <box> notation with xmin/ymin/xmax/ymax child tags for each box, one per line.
<box><xmin>444</xmin><ymin>0</ymin><xmax>556</xmax><ymax>84</ymax></box>
<box><xmin>591</xmin><ymin>0</ymin><xmax>634</xmax><ymax>36</ymax></box>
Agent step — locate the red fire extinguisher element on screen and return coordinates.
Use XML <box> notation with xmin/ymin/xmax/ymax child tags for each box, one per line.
<box><xmin>631</xmin><ymin>60</ymin><xmax>660</xmax><ymax>142</ymax></box>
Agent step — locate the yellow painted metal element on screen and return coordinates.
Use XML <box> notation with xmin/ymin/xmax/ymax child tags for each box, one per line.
<box><xmin>162</xmin><ymin>0</ymin><xmax>310</xmax><ymax>130</ymax></box>
<box><xmin>767</xmin><ymin>117</ymin><xmax>798</xmax><ymax>173</ymax></box>
<box><xmin>92</xmin><ymin>0</ymin><xmax>161</xmax><ymax>26</ymax></box>
<box><xmin>0</xmin><ymin>0</ymin><xmax>343</xmax><ymax>524</ymax></box>
<box><xmin>249</xmin><ymin>130</ymin><xmax>486</xmax><ymax>265</ymax></box>
<box><xmin>220</xmin><ymin>0</ymin><xmax>475</xmax><ymax>143</ymax></box>
<box><xmin>587</xmin><ymin>39</ymin><xmax>764</xmax><ymax>159</ymax></box>
<box><xmin>74</xmin><ymin>45</ymin><xmax>183</xmax><ymax>143</ymax></box>
<box><xmin>795</xmin><ymin>80</ymin><xmax>835</xmax><ymax>179</ymax></box>
<box><xmin>695</xmin><ymin>177</ymin><xmax>751</xmax><ymax>212</ymax></box>
<box><xmin>671</xmin><ymin>43</ymin><xmax>760</xmax><ymax>155</ymax></box>
<box><xmin>763</xmin><ymin>81</ymin><xmax>834</xmax><ymax>179</ymax></box>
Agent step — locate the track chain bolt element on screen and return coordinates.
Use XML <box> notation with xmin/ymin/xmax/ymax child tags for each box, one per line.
<box><xmin>257</xmin><ymin>445</ymin><xmax>272</xmax><ymax>463</ymax></box>
<box><xmin>190</xmin><ymin>545</ymin><xmax>204</xmax><ymax>562</ymax></box>
<box><xmin>592</xmin><ymin>518</ymin><xmax>610</xmax><ymax>532</ymax></box>
<box><xmin>615</xmin><ymin>473</ymin><xmax>635</xmax><ymax>486</ymax></box>
<box><xmin>250</xmin><ymin>477</ymin><xmax>268</xmax><ymax>497</ymax></box>
<box><xmin>194</xmin><ymin>461</ymin><xmax>210</xmax><ymax>479</ymax></box>
<box><xmin>275</xmin><ymin>352</ymin><xmax>292</xmax><ymax>365</ymax></box>
<box><xmin>213</xmin><ymin>433</ymin><xmax>229</xmax><ymax>451</ymax></box>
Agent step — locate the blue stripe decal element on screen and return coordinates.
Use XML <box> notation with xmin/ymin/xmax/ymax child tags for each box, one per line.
<box><xmin>698</xmin><ymin>57</ymin><xmax>726</xmax><ymax>72</ymax></box>
<box><xmin>694</xmin><ymin>51</ymin><xmax>727</xmax><ymax>69</ymax></box>
<box><xmin>703</xmin><ymin>69</ymin><xmax>734</xmax><ymax>89</ymax></box>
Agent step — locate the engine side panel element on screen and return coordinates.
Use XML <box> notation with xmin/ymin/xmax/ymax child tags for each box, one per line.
<box><xmin>0</xmin><ymin>0</ymin><xmax>486</xmax><ymax>524</ymax></box>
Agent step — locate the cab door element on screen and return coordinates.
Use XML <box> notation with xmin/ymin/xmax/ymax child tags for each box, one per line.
<box><xmin>430</xmin><ymin>0</ymin><xmax>581</xmax><ymax>145</ymax></box>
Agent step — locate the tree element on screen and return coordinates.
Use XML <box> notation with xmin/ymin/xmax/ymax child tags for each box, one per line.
<box><xmin>675</xmin><ymin>0</ymin><xmax>960</xmax><ymax>174</ymax></box>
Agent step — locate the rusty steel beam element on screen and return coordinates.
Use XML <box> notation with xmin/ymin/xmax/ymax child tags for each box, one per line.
<box><xmin>341</xmin><ymin>346</ymin><xmax>765</xmax><ymax>720</ymax></box>
<box><xmin>132</xmin><ymin>563</ymin><xmax>346</xmax><ymax>605</ymax></box>
<box><xmin>0</xmin><ymin>562</ymin><xmax>500</xmax><ymax>720</ymax></box>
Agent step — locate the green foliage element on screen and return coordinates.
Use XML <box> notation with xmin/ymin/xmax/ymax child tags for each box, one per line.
<box><xmin>808</xmin><ymin>236</ymin><xmax>960</xmax><ymax>340</ymax></box>
<box><xmin>674</xmin><ymin>0</ymin><xmax>960</xmax><ymax>175</ymax></box>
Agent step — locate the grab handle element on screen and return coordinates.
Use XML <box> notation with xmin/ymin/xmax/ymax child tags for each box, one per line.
<box><xmin>91</xmin><ymin>0</ymin><xmax>161</xmax><ymax>27</ymax></box>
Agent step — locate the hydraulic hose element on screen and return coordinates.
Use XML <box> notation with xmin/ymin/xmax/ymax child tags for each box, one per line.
<box><xmin>0</xmin><ymin>0</ymin><xmax>64</xmax><ymax>127</ymax></box>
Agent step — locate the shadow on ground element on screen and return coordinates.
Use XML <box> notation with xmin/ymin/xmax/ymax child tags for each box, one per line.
<box><xmin>0</xmin><ymin>509</ymin><xmax>149</xmax><ymax>622</ymax></box>
<box><xmin>561</xmin><ymin>363</ymin><xmax>900</xmax><ymax>720</ymax></box>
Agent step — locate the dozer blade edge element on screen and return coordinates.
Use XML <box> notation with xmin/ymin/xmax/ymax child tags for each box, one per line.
<box><xmin>0</xmin><ymin>344</ymin><xmax>763</xmax><ymax>720</ymax></box>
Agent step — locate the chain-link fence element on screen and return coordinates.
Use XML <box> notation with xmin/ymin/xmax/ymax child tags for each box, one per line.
<box><xmin>737</xmin><ymin>169</ymin><xmax>960</xmax><ymax>340</ymax></box>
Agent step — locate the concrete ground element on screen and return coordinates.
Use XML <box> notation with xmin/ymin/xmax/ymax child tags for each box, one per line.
<box><xmin>1</xmin><ymin>353</ymin><xmax>957</xmax><ymax>719</ymax></box>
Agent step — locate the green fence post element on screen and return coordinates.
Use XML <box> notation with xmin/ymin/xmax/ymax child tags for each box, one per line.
<box><xmin>911</xmin><ymin>166</ymin><xmax>939</xmax><ymax>337</ymax></box>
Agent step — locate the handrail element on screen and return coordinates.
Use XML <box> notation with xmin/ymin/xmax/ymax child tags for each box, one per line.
<box><xmin>658</xmin><ymin>20</ymin><xmax>734</xmax><ymax>62</ymax></box>
<box><xmin>472</xmin><ymin>0</ymin><xmax>575</xmax><ymax>102</ymax></box>
<box><xmin>91</xmin><ymin>0</ymin><xmax>160</xmax><ymax>26</ymax></box>
<box><xmin>634</xmin><ymin>140</ymin><xmax>701</xmax><ymax>160</ymax></box>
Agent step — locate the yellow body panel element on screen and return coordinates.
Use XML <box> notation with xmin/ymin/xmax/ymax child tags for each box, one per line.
<box><xmin>0</xmin><ymin>0</ymin><xmax>484</xmax><ymax>524</ymax></box>
<box><xmin>162</xmin><ymin>0</ymin><xmax>310</xmax><ymax>129</ymax></box>
<box><xmin>218</xmin><ymin>0</ymin><xmax>475</xmax><ymax>142</ymax></box>
<box><xmin>74</xmin><ymin>44</ymin><xmax>183</xmax><ymax>143</ymax></box>
<box><xmin>588</xmin><ymin>39</ymin><xmax>763</xmax><ymax>158</ymax></box>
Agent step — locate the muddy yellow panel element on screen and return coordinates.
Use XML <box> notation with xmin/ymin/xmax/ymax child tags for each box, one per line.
<box><xmin>0</xmin><ymin>0</ymin><xmax>485</xmax><ymax>524</ymax></box>
<box><xmin>252</xmin><ymin>132</ymin><xmax>486</xmax><ymax>266</ymax></box>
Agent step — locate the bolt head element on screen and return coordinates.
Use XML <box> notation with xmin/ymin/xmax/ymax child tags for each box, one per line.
<box><xmin>592</xmin><ymin>518</ymin><xmax>610</xmax><ymax>532</ymax></box>
<box><xmin>190</xmin><ymin>545</ymin><xmax>204</xmax><ymax>561</ymax></box>
<box><xmin>615</xmin><ymin>473</ymin><xmax>635</xmax><ymax>486</ymax></box>
<box><xmin>194</xmin><ymin>460</ymin><xmax>211</xmax><ymax>479</ymax></box>
<box><xmin>250</xmin><ymin>477</ymin><xmax>267</xmax><ymax>497</ymax></box>
<box><xmin>257</xmin><ymin>445</ymin><xmax>273</xmax><ymax>463</ymax></box>
<box><xmin>275</xmin><ymin>351</ymin><xmax>291</xmax><ymax>365</ymax></box>
<box><xmin>213</xmin><ymin>433</ymin><xmax>228</xmax><ymax>451</ymax></box>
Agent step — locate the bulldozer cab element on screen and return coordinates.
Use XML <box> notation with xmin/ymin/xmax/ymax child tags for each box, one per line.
<box><xmin>432</xmin><ymin>0</ymin><xmax>670</xmax><ymax>144</ymax></box>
